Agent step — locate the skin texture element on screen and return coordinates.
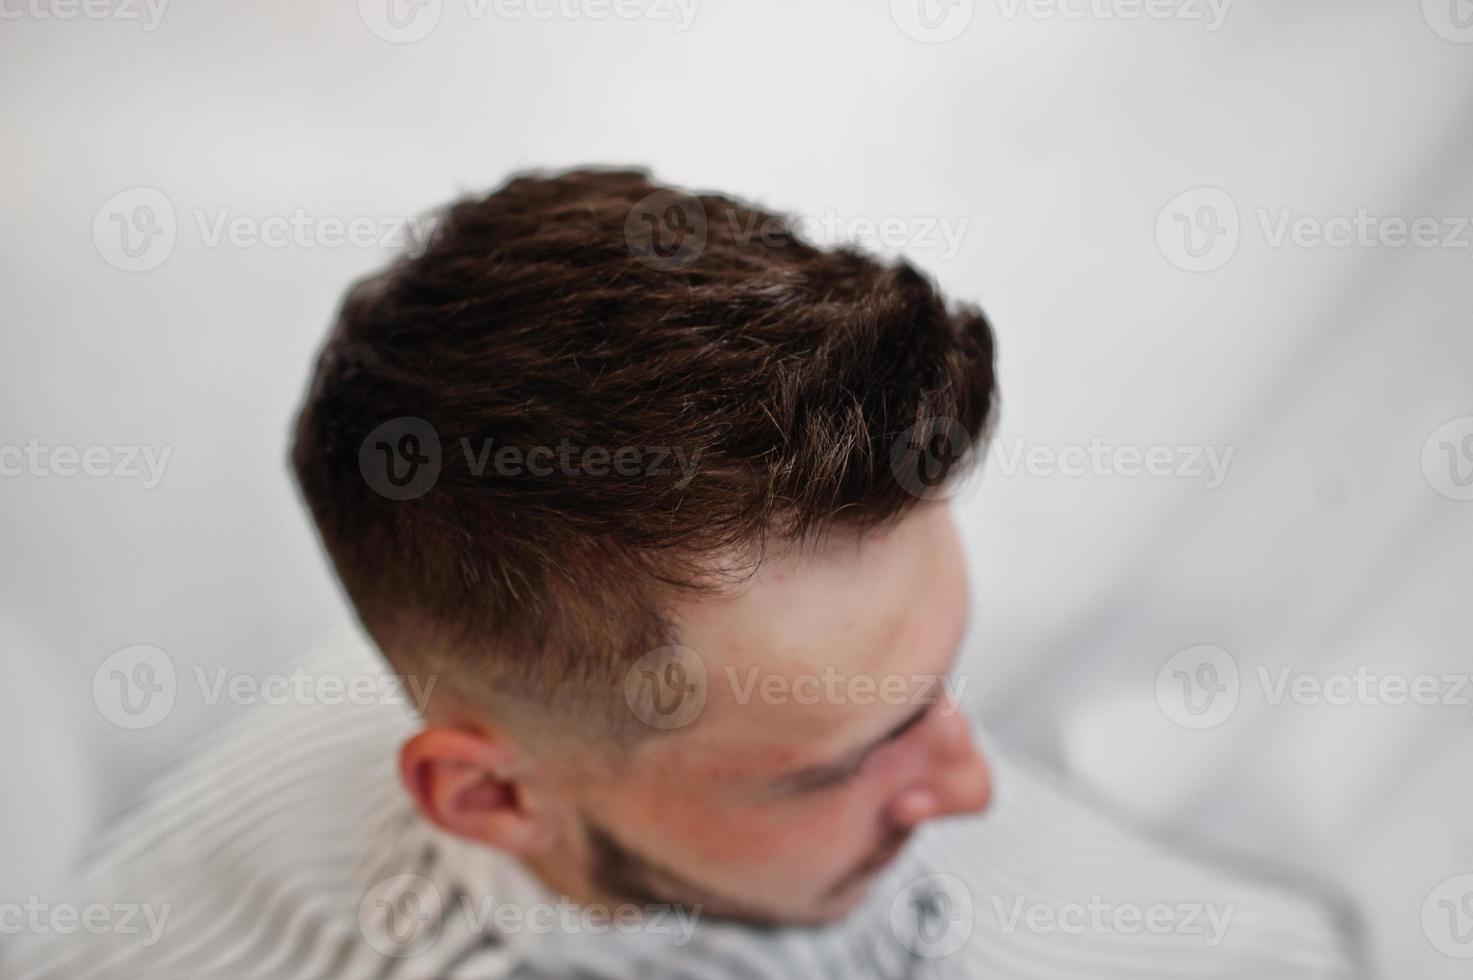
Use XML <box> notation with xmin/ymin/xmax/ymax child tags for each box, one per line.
<box><xmin>400</xmin><ymin>502</ymin><xmax>991</xmax><ymax>927</ymax></box>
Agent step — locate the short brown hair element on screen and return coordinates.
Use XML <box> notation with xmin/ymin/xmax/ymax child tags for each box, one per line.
<box><xmin>290</xmin><ymin>168</ymin><xmax>995</xmax><ymax>730</ymax></box>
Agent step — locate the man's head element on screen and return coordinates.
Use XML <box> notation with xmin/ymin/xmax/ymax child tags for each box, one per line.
<box><xmin>291</xmin><ymin>168</ymin><xmax>996</xmax><ymax>926</ymax></box>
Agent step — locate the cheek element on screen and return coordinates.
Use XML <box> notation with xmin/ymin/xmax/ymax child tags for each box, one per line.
<box><xmin>679</xmin><ymin>800</ymin><xmax>825</xmax><ymax>865</ymax></box>
<box><xmin>634</xmin><ymin>784</ymin><xmax>879</xmax><ymax>869</ymax></box>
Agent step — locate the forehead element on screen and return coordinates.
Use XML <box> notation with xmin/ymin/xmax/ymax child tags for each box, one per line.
<box><xmin>642</xmin><ymin>504</ymin><xmax>970</xmax><ymax>779</ymax></box>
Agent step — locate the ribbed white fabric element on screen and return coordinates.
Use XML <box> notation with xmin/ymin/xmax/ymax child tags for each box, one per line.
<box><xmin>5</xmin><ymin>632</ymin><xmax>1362</xmax><ymax>979</ymax></box>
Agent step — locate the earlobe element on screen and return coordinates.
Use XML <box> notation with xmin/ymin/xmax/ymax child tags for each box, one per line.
<box><xmin>399</xmin><ymin>727</ymin><xmax>554</xmax><ymax>855</ymax></box>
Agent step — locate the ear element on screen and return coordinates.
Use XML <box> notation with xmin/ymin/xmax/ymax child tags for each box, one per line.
<box><xmin>398</xmin><ymin>727</ymin><xmax>556</xmax><ymax>855</ymax></box>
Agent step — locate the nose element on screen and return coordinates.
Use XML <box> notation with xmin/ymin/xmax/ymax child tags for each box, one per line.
<box><xmin>887</xmin><ymin>695</ymin><xmax>991</xmax><ymax>830</ymax></box>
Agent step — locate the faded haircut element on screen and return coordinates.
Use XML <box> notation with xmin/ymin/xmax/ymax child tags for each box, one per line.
<box><xmin>290</xmin><ymin>167</ymin><xmax>995</xmax><ymax>736</ymax></box>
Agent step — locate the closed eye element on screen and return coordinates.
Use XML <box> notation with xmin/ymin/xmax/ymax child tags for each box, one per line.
<box><xmin>796</xmin><ymin>758</ymin><xmax>868</xmax><ymax>794</ymax></box>
<box><xmin>785</xmin><ymin>697</ymin><xmax>937</xmax><ymax>795</ymax></box>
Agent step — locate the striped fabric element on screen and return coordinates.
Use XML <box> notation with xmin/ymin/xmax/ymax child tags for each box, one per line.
<box><xmin>5</xmin><ymin>632</ymin><xmax>1362</xmax><ymax>979</ymax></box>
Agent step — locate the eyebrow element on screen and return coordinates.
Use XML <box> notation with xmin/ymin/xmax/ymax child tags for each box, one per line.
<box><xmin>773</xmin><ymin>694</ymin><xmax>936</xmax><ymax>793</ymax></box>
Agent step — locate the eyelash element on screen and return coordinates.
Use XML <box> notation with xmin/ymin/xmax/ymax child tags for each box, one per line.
<box><xmin>820</xmin><ymin>762</ymin><xmax>866</xmax><ymax>791</ymax></box>
<box><xmin>803</xmin><ymin>752</ymin><xmax>876</xmax><ymax>795</ymax></box>
<box><xmin>813</xmin><ymin>698</ymin><xmax>939</xmax><ymax>793</ymax></box>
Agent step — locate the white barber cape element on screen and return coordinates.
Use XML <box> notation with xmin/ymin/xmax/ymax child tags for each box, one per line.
<box><xmin>5</xmin><ymin>632</ymin><xmax>1361</xmax><ymax>979</ymax></box>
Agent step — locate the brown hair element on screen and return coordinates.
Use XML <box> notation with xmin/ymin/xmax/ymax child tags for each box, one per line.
<box><xmin>290</xmin><ymin>168</ymin><xmax>995</xmax><ymax>731</ymax></box>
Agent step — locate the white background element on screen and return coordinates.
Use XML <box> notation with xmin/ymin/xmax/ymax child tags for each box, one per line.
<box><xmin>2</xmin><ymin>1</ymin><xmax>1471</xmax><ymax>976</ymax></box>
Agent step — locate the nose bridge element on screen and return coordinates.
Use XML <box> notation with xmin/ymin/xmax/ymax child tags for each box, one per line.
<box><xmin>920</xmin><ymin>686</ymin><xmax>970</xmax><ymax>756</ymax></box>
<box><xmin>885</xmin><ymin>700</ymin><xmax>991</xmax><ymax>831</ymax></box>
<box><xmin>919</xmin><ymin>697</ymin><xmax>991</xmax><ymax>814</ymax></box>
